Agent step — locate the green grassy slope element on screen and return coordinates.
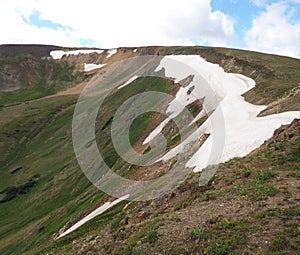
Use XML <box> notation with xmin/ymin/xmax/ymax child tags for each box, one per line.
<box><xmin>0</xmin><ymin>95</ymin><xmax>100</xmax><ymax>254</ymax></box>
<box><xmin>0</xmin><ymin>74</ymin><xmax>177</xmax><ymax>254</ymax></box>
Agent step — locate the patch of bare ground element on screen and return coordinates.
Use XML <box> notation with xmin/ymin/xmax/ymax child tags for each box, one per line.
<box><xmin>47</xmin><ymin>81</ymin><xmax>88</xmax><ymax>97</ymax></box>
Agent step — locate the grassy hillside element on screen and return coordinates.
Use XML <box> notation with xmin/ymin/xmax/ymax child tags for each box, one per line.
<box><xmin>0</xmin><ymin>45</ymin><xmax>299</xmax><ymax>255</ymax></box>
<box><xmin>0</xmin><ymin>73</ymin><xmax>180</xmax><ymax>254</ymax></box>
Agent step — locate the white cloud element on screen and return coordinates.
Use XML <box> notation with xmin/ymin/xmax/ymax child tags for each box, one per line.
<box><xmin>250</xmin><ymin>0</ymin><xmax>268</xmax><ymax>7</ymax></box>
<box><xmin>0</xmin><ymin>0</ymin><xmax>236</xmax><ymax>48</ymax></box>
<box><xmin>0</xmin><ymin>0</ymin><xmax>82</xmax><ymax>46</ymax></box>
<box><xmin>245</xmin><ymin>2</ymin><xmax>300</xmax><ymax>58</ymax></box>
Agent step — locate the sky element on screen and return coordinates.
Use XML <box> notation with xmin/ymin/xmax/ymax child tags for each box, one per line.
<box><xmin>0</xmin><ymin>0</ymin><xmax>299</xmax><ymax>58</ymax></box>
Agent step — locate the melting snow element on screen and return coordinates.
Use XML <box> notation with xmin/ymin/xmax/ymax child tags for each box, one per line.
<box><xmin>84</xmin><ymin>63</ymin><xmax>106</xmax><ymax>72</ymax></box>
<box><xmin>143</xmin><ymin>118</ymin><xmax>171</xmax><ymax>145</ymax></box>
<box><xmin>57</xmin><ymin>194</ymin><xmax>129</xmax><ymax>239</ymax></box>
<box><xmin>50</xmin><ymin>49</ymin><xmax>104</xmax><ymax>60</ymax></box>
<box><xmin>118</xmin><ymin>75</ymin><xmax>138</xmax><ymax>89</ymax></box>
<box><xmin>106</xmin><ymin>49</ymin><xmax>117</xmax><ymax>59</ymax></box>
<box><xmin>143</xmin><ymin>55</ymin><xmax>300</xmax><ymax>172</ymax></box>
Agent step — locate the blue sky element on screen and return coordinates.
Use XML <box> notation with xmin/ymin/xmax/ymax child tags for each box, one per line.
<box><xmin>0</xmin><ymin>0</ymin><xmax>299</xmax><ymax>58</ymax></box>
<box><xmin>22</xmin><ymin>11</ymin><xmax>71</xmax><ymax>31</ymax></box>
<box><xmin>211</xmin><ymin>0</ymin><xmax>300</xmax><ymax>52</ymax></box>
<box><xmin>211</xmin><ymin>0</ymin><xmax>259</xmax><ymax>35</ymax></box>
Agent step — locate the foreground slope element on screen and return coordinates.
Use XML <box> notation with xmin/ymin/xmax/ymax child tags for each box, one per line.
<box><xmin>0</xmin><ymin>45</ymin><xmax>299</xmax><ymax>254</ymax></box>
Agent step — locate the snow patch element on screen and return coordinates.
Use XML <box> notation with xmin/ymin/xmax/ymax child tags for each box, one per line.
<box><xmin>118</xmin><ymin>75</ymin><xmax>138</xmax><ymax>89</ymax></box>
<box><xmin>106</xmin><ymin>49</ymin><xmax>117</xmax><ymax>59</ymax></box>
<box><xmin>84</xmin><ymin>63</ymin><xmax>106</xmax><ymax>72</ymax></box>
<box><xmin>50</xmin><ymin>49</ymin><xmax>104</xmax><ymax>60</ymax></box>
<box><xmin>133</xmin><ymin>48</ymin><xmax>138</xmax><ymax>53</ymax></box>
<box><xmin>57</xmin><ymin>194</ymin><xmax>129</xmax><ymax>239</ymax></box>
<box><xmin>143</xmin><ymin>118</ymin><xmax>171</xmax><ymax>145</ymax></box>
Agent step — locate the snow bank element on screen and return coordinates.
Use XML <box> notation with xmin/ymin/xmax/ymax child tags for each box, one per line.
<box><xmin>106</xmin><ymin>49</ymin><xmax>117</xmax><ymax>59</ymax></box>
<box><xmin>143</xmin><ymin>118</ymin><xmax>171</xmax><ymax>145</ymax></box>
<box><xmin>84</xmin><ymin>63</ymin><xmax>106</xmax><ymax>72</ymax></box>
<box><xmin>118</xmin><ymin>75</ymin><xmax>138</xmax><ymax>89</ymax></box>
<box><xmin>57</xmin><ymin>194</ymin><xmax>129</xmax><ymax>239</ymax></box>
<box><xmin>143</xmin><ymin>55</ymin><xmax>300</xmax><ymax>172</ymax></box>
<box><xmin>50</xmin><ymin>49</ymin><xmax>104</xmax><ymax>60</ymax></box>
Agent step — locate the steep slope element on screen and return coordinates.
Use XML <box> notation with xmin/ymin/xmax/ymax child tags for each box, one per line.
<box><xmin>33</xmin><ymin>118</ymin><xmax>299</xmax><ymax>255</ymax></box>
<box><xmin>0</xmin><ymin>45</ymin><xmax>299</xmax><ymax>255</ymax></box>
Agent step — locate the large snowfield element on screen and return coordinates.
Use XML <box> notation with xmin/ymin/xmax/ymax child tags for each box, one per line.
<box><xmin>146</xmin><ymin>55</ymin><xmax>300</xmax><ymax>172</ymax></box>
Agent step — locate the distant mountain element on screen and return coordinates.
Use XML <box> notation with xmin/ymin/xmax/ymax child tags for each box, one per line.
<box><xmin>0</xmin><ymin>44</ymin><xmax>63</xmax><ymax>58</ymax></box>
